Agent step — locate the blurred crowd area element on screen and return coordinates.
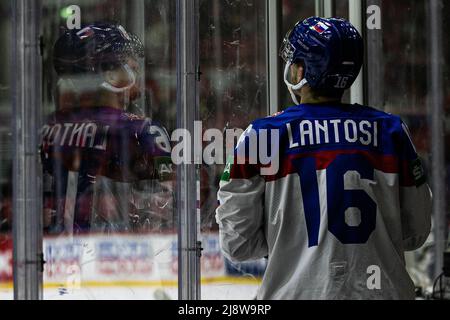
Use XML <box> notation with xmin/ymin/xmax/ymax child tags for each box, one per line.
<box><xmin>0</xmin><ymin>0</ymin><xmax>448</xmax><ymax>286</ymax></box>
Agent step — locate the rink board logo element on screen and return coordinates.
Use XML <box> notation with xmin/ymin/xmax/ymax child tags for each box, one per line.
<box><xmin>0</xmin><ymin>234</ymin><xmax>261</xmax><ymax>288</ymax></box>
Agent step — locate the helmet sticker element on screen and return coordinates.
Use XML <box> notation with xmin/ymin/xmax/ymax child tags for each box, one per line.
<box><xmin>309</xmin><ymin>21</ymin><xmax>330</xmax><ymax>34</ymax></box>
<box><xmin>76</xmin><ymin>27</ymin><xmax>94</xmax><ymax>40</ymax></box>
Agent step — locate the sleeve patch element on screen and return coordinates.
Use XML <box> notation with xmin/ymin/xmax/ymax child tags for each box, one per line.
<box><xmin>154</xmin><ymin>156</ymin><xmax>174</xmax><ymax>181</ymax></box>
<box><xmin>220</xmin><ymin>156</ymin><xmax>233</xmax><ymax>182</ymax></box>
<box><xmin>410</xmin><ymin>158</ymin><xmax>427</xmax><ymax>187</ymax></box>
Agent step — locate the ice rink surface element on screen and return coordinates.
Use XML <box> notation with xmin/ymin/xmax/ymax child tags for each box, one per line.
<box><xmin>1</xmin><ymin>284</ymin><xmax>259</xmax><ymax>300</ymax></box>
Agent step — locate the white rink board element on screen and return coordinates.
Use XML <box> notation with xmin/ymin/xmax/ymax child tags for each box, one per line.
<box><xmin>0</xmin><ymin>233</ymin><xmax>263</xmax><ymax>300</ymax></box>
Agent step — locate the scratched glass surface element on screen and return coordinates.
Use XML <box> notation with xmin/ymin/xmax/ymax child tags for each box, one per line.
<box><xmin>40</xmin><ymin>0</ymin><xmax>177</xmax><ymax>300</ymax></box>
<box><xmin>335</xmin><ymin>0</ymin><xmax>350</xmax><ymax>104</ymax></box>
<box><xmin>335</xmin><ymin>0</ymin><xmax>349</xmax><ymax>20</ymax></box>
<box><xmin>279</xmin><ymin>0</ymin><xmax>316</xmax><ymax>108</ymax></box>
<box><xmin>377</xmin><ymin>0</ymin><xmax>450</xmax><ymax>295</ymax></box>
<box><xmin>0</xmin><ymin>0</ymin><xmax>13</xmax><ymax>301</ymax></box>
<box><xmin>444</xmin><ymin>4</ymin><xmax>450</xmax><ymax>282</ymax></box>
<box><xmin>198</xmin><ymin>0</ymin><xmax>269</xmax><ymax>300</ymax></box>
<box><xmin>4</xmin><ymin>0</ymin><xmax>449</xmax><ymax>301</ymax></box>
<box><xmin>383</xmin><ymin>0</ymin><xmax>433</xmax><ymax>291</ymax></box>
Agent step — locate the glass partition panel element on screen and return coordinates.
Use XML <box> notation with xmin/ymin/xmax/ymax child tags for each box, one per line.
<box><xmin>335</xmin><ymin>1</ymin><xmax>350</xmax><ymax>104</ymax></box>
<box><xmin>381</xmin><ymin>3</ymin><xmax>434</xmax><ymax>284</ymax></box>
<box><xmin>40</xmin><ymin>0</ymin><xmax>177</xmax><ymax>300</ymax></box>
<box><xmin>199</xmin><ymin>0</ymin><xmax>268</xmax><ymax>300</ymax></box>
<box><xmin>444</xmin><ymin>1</ymin><xmax>450</xmax><ymax>265</ymax></box>
<box><xmin>336</xmin><ymin>0</ymin><xmax>349</xmax><ymax>19</ymax></box>
<box><xmin>370</xmin><ymin>0</ymin><xmax>450</xmax><ymax>297</ymax></box>
<box><xmin>8</xmin><ymin>0</ymin><xmax>448</xmax><ymax>301</ymax></box>
<box><xmin>0</xmin><ymin>0</ymin><xmax>13</xmax><ymax>301</ymax></box>
<box><xmin>280</xmin><ymin>0</ymin><xmax>315</xmax><ymax>107</ymax></box>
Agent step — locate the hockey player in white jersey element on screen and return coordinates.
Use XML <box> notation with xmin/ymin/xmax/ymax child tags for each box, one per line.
<box><xmin>216</xmin><ymin>17</ymin><xmax>432</xmax><ymax>300</ymax></box>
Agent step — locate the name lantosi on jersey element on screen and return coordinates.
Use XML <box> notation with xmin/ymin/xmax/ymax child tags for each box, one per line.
<box><xmin>41</xmin><ymin>122</ymin><xmax>110</xmax><ymax>150</ymax></box>
<box><xmin>287</xmin><ymin>119</ymin><xmax>379</xmax><ymax>149</ymax></box>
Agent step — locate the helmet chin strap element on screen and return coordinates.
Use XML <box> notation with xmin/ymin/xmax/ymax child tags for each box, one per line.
<box><xmin>284</xmin><ymin>62</ymin><xmax>308</xmax><ymax>105</ymax></box>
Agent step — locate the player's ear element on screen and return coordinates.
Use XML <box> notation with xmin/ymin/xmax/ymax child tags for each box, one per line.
<box><xmin>104</xmin><ymin>69</ymin><xmax>120</xmax><ymax>86</ymax></box>
<box><xmin>290</xmin><ymin>63</ymin><xmax>304</xmax><ymax>85</ymax></box>
<box><xmin>104</xmin><ymin>66</ymin><xmax>135</xmax><ymax>88</ymax></box>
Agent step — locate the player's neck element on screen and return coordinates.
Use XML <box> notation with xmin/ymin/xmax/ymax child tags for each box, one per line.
<box><xmin>300</xmin><ymin>97</ymin><xmax>341</xmax><ymax>105</ymax></box>
<box><xmin>299</xmin><ymin>87</ymin><xmax>342</xmax><ymax>105</ymax></box>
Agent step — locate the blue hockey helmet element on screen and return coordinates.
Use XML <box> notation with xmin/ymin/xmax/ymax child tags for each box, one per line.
<box><xmin>280</xmin><ymin>17</ymin><xmax>363</xmax><ymax>103</ymax></box>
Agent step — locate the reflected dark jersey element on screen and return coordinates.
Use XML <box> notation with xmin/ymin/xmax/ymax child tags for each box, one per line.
<box><xmin>40</xmin><ymin>106</ymin><xmax>173</xmax><ymax>234</ymax></box>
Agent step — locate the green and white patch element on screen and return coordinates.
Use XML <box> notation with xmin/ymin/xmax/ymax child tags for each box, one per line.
<box><xmin>220</xmin><ymin>156</ymin><xmax>234</xmax><ymax>182</ymax></box>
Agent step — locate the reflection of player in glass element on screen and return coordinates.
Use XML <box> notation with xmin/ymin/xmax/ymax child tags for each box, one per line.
<box><xmin>216</xmin><ymin>17</ymin><xmax>432</xmax><ymax>299</ymax></box>
<box><xmin>41</xmin><ymin>23</ymin><xmax>174</xmax><ymax>235</ymax></box>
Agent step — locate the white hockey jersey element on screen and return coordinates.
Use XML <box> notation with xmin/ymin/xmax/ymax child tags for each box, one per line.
<box><xmin>216</xmin><ymin>103</ymin><xmax>432</xmax><ymax>300</ymax></box>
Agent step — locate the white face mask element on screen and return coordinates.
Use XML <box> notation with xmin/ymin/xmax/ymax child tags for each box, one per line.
<box><xmin>101</xmin><ymin>63</ymin><xmax>138</xmax><ymax>109</ymax></box>
<box><xmin>283</xmin><ymin>62</ymin><xmax>308</xmax><ymax>105</ymax></box>
<box><xmin>57</xmin><ymin>64</ymin><xmax>138</xmax><ymax>110</ymax></box>
<box><xmin>101</xmin><ymin>63</ymin><xmax>137</xmax><ymax>94</ymax></box>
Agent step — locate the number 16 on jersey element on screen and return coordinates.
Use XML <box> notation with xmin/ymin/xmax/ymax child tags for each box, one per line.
<box><xmin>293</xmin><ymin>153</ymin><xmax>377</xmax><ymax>248</ymax></box>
